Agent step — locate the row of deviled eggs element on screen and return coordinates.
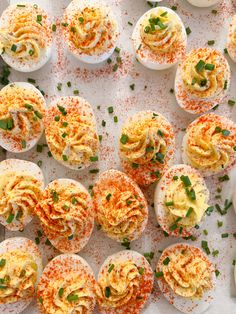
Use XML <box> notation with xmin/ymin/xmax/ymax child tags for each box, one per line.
<box><xmin>0</xmin><ymin>237</ymin><xmax>217</xmax><ymax>314</ymax></box>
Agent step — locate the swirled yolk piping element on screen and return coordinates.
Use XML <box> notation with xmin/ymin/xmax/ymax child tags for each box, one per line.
<box><xmin>186</xmin><ymin>114</ymin><xmax>236</xmax><ymax>172</ymax></box>
<box><xmin>0</xmin><ymin>84</ymin><xmax>45</xmax><ymax>147</ymax></box>
<box><xmin>181</xmin><ymin>49</ymin><xmax>228</xmax><ymax>99</ymax></box>
<box><xmin>96</xmin><ymin>261</ymin><xmax>142</xmax><ymax>308</ymax></box>
<box><xmin>96</xmin><ymin>188</ymin><xmax>147</xmax><ymax>241</ymax></box>
<box><xmin>35</xmin><ymin>182</ymin><xmax>92</xmax><ymax>239</ymax></box>
<box><xmin>45</xmin><ymin>102</ymin><xmax>99</xmax><ymax>168</ymax></box>
<box><xmin>119</xmin><ymin>112</ymin><xmax>171</xmax><ymax>166</ymax></box>
<box><xmin>40</xmin><ymin>273</ymin><xmax>95</xmax><ymax>314</ymax></box>
<box><xmin>141</xmin><ymin>9</ymin><xmax>182</xmax><ymax>53</ymax></box>
<box><xmin>64</xmin><ymin>7</ymin><xmax>117</xmax><ymax>56</ymax></box>
<box><xmin>0</xmin><ymin>4</ymin><xmax>52</xmax><ymax>61</ymax></box>
<box><xmin>162</xmin><ymin>249</ymin><xmax>213</xmax><ymax>299</ymax></box>
<box><xmin>0</xmin><ymin>171</ymin><xmax>43</xmax><ymax>228</ymax></box>
<box><xmin>0</xmin><ymin>250</ymin><xmax>37</xmax><ymax>304</ymax></box>
<box><xmin>164</xmin><ymin>173</ymin><xmax>208</xmax><ymax>228</ymax></box>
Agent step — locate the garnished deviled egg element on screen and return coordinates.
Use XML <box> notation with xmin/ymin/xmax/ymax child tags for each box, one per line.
<box><xmin>175</xmin><ymin>47</ymin><xmax>230</xmax><ymax>114</ymax></box>
<box><xmin>154</xmin><ymin>164</ymin><xmax>209</xmax><ymax>237</ymax></box>
<box><xmin>227</xmin><ymin>15</ymin><xmax>236</xmax><ymax>63</ymax></box>
<box><xmin>0</xmin><ymin>3</ymin><xmax>53</xmax><ymax>72</ymax></box>
<box><xmin>0</xmin><ymin>82</ymin><xmax>46</xmax><ymax>153</ymax></box>
<box><xmin>182</xmin><ymin>113</ymin><xmax>236</xmax><ymax>176</ymax></box>
<box><xmin>119</xmin><ymin>110</ymin><xmax>175</xmax><ymax>186</ymax></box>
<box><xmin>37</xmin><ymin>254</ymin><xmax>96</xmax><ymax>314</ymax></box>
<box><xmin>93</xmin><ymin>169</ymin><xmax>148</xmax><ymax>242</ymax></box>
<box><xmin>186</xmin><ymin>0</ymin><xmax>221</xmax><ymax>7</ymax></box>
<box><xmin>96</xmin><ymin>250</ymin><xmax>154</xmax><ymax>314</ymax></box>
<box><xmin>156</xmin><ymin>243</ymin><xmax>216</xmax><ymax>314</ymax></box>
<box><xmin>0</xmin><ymin>159</ymin><xmax>44</xmax><ymax>231</ymax></box>
<box><xmin>62</xmin><ymin>0</ymin><xmax>119</xmax><ymax>64</ymax></box>
<box><xmin>0</xmin><ymin>237</ymin><xmax>42</xmax><ymax>314</ymax></box>
<box><xmin>132</xmin><ymin>7</ymin><xmax>187</xmax><ymax>70</ymax></box>
<box><xmin>35</xmin><ymin>178</ymin><xmax>94</xmax><ymax>253</ymax></box>
<box><xmin>45</xmin><ymin>96</ymin><xmax>99</xmax><ymax>170</ymax></box>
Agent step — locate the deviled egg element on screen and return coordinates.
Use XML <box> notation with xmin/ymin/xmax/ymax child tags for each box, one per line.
<box><xmin>0</xmin><ymin>82</ymin><xmax>46</xmax><ymax>153</ymax></box>
<box><xmin>186</xmin><ymin>0</ymin><xmax>221</xmax><ymax>7</ymax></box>
<box><xmin>93</xmin><ymin>169</ymin><xmax>148</xmax><ymax>242</ymax></box>
<box><xmin>96</xmin><ymin>250</ymin><xmax>154</xmax><ymax>314</ymax></box>
<box><xmin>175</xmin><ymin>48</ymin><xmax>230</xmax><ymax>114</ymax></box>
<box><xmin>156</xmin><ymin>243</ymin><xmax>216</xmax><ymax>314</ymax></box>
<box><xmin>182</xmin><ymin>113</ymin><xmax>236</xmax><ymax>176</ymax></box>
<box><xmin>0</xmin><ymin>159</ymin><xmax>44</xmax><ymax>231</ymax></box>
<box><xmin>44</xmin><ymin>96</ymin><xmax>99</xmax><ymax>170</ymax></box>
<box><xmin>154</xmin><ymin>164</ymin><xmax>210</xmax><ymax>237</ymax></box>
<box><xmin>62</xmin><ymin>0</ymin><xmax>119</xmax><ymax>64</ymax></box>
<box><xmin>0</xmin><ymin>2</ymin><xmax>53</xmax><ymax>72</ymax></box>
<box><xmin>0</xmin><ymin>237</ymin><xmax>43</xmax><ymax>314</ymax></box>
<box><xmin>37</xmin><ymin>254</ymin><xmax>96</xmax><ymax>314</ymax></box>
<box><xmin>119</xmin><ymin>110</ymin><xmax>175</xmax><ymax>186</ymax></box>
<box><xmin>227</xmin><ymin>15</ymin><xmax>236</xmax><ymax>63</ymax></box>
<box><xmin>132</xmin><ymin>7</ymin><xmax>187</xmax><ymax>70</ymax></box>
<box><xmin>35</xmin><ymin>178</ymin><xmax>94</xmax><ymax>253</ymax></box>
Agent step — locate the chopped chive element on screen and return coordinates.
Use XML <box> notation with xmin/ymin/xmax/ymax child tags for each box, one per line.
<box><xmin>120</xmin><ymin>134</ymin><xmax>128</xmax><ymax>144</ymax></box>
<box><xmin>207</xmin><ymin>40</ymin><xmax>215</xmax><ymax>46</ymax></box>
<box><xmin>89</xmin><ymin>169</ymin><xmax>99</xmax><ymax>174</ymax></box>
<box><xmin>108</xmin><ymin>106</ymin><xmax>113</xmax><ymax>114</ymax></box>
<box><xmin>155</xmin><ymin>271</ymin><xmax>163</xmax><ymax>278</ymax></box>
<box><xmin>163</xmin><ymin>257</ymin><xmax>170</xmax><ymax>265</ymax></box>
<box><xmin>106</xmin><ymin>193</ymin><xmax>112</xmax><ymax>201</ymax></box>
<box><xmin>180</xmin><ymin>175</ymin><xmax>191</xmax><ymax>187</ymax></box>
<box><xmin>114</xmin><ymin>116</ymin><xmax>118</xmax><ymax>123</ymax></box>
<box><xmin>186</xmin><ymin>27</ymin><xmax>191</xmax><ymax>35</ymax></box>
<box><xmin>6</xmin><ymin>213</ymin><xmax>14</xmax><ymax>224</ymax></box>
<box><xmin>105</xmin><ymin>287</ymin><xmax>111</xmax><ymax>298</ymax></box>
<box><xmin>186</xmin><ymin>207</ymin><xmax>193</xmax><ymax>217</ymax></box>
<box><xmin>67</xmin><ymin>294</ymin><xmax>79</xmax><ymax>302</ymax></box>
<box><xmin>58</xmin><ymin>287</ymin><xmax>64</xmax><ymax>297</ymax></box>
<box><xmin>165</xmin><ymin>201</ymin><xmax>174</xmax><ymax>206</ymax></box>
<box><xmin>108</xmin><ymin>264</ymin><xmax>115</xmax><ymax>273</ymax></box>
<box><xmin>11</xmin><ymin>44</ymin><xmax>17</xmax><ymax>52</ymax></box>
<box><xmin>21</xmin><ymin>140</ymin><xmax>26</xmax><ymax>149</ymax></box>
<box><xmin>52</xmin><ymin>24</ymin><xmax>57</xmax><ymax>32</ymax></box>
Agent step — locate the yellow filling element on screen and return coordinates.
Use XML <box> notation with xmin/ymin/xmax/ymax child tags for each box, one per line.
<box><xmin>0</xmin><ymin>171</ymin><xmax>43</xmax><ymax>227</ymax></box>
<box><xmin>97</xmin><ymin>189</ymin><xmax>146</xmax><ymax>241</ymax></box>
<box><xmin>186</xmin><ymin>116</ymin><xmax>235</xmax><ymax>172</ymax></box>
<box><xmin>0</xmin><ymin>4</ymin><xmax>51</xmax><ymax>61</ymax></box>
<box><xmin>97</xmin><ymin>261</ymin><xmax>141</xmax><ymax>308</ymax></box>
<box><xmin>40</xmin><ymin>273</ymin><xmax>95</xmax><ymax>314</ymax></box>
<box><xmin>36</xmin><ymin>182</ymin><xmax>90</xmax><ymax>239</ymax></box>
<box><xmin>181</xmin><ymin>49</ymin><xmax>227</xmax><ymax>99</ymax></box>
<box><xmin>0</xmin><ymin>250</ymin><xmax>37</xmax><ymax>304</ymax></box>
<box><xmin>0</xmin><ymin>84</ymin><xmax>44</xmax><ymax>142</ymax></box>
<box><xmin>165</xmin><ymin>173</ymin><xmax>208</xmax><ymax>228</ymax></box>
<box><xmin>163</xmin><ymin>249</ymin><xmax>213</xmax><ymax>299</ymax></box>
<box><xmin>67</xmin><ymin>7</ymin><xmax>116</xmax><ymax>55</ymax></box>
<box><xmin>141</xmin><ymin>9</ymin><xmax>182</xmax><ymax>53</ymax></box>
<box><xmin>119</xmin><ymin>112</ymin><xmax>169</xmax><ymax>165</ymax></box>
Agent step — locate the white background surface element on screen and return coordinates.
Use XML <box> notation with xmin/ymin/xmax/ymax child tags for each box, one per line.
<box><xmin>1</xmin><ymin>0</ymin><xmax>236</xmax><ymax>313</ymax></box>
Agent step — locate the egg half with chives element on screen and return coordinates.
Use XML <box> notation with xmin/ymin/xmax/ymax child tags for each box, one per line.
<box><xmin>227</xmin><ymin>15</ymin><xmax>236</xmax><ymax>63</ymax></box>
<box><xmin>175</xmin><ymin>47</ymin><xmax>230</xmax><ymax>114</ymax></box>
<box><xmin>37</xmin><ymin>254</ymin><xmax>96</xmax><ymax>314</ymax></box>
<box><xmin>186</xmin><ymin>0</ymin><xmax>221</xmax><ymax>7</ymax></box>
<box><xmin>62</xmin><ymin>0</ymin><xmax>119</xmax><ymax>64</ymax></box>
<box><xmin>0</xmin><ymin>82</ymin><xmax>46</xmax><ymax>153</ymax></box>
<box><xmin>154</xmin><ymin>164</ymin><xmax>210</xmax><ymax>237</ymax></box>
<box><xmin>132</xmin><ymin>7</ymin><xmax>187</xmax><ymax>70</ymax></box>
<box><xmin>96</xmin><ymin>250</ymin><xmax>154</xmax><ymax>314</ymax></box>
<box><xmin>156</xmin><ymin>243</ymin><xmax>216</xmax><ymax>314</ymax></box>
<box><xmin>0</xmin><ymin>158</ymin><xmax>44</xmax><ymax>231</ymax></box>
<box><xmin>0</xmin><ymin>237</ymin><xmax>42</xmax><ymax>314</ymax></box>
<box><xmin>35</xmin><ymin>178</ymin><xmax>95</xmax><ymax>253</ymax></box>
<box><xmin>0</xmin><ymin>2</ymin><xmax>53</xmax><ymax>72</ymax></box>
<box><xmin>182</xmin><ymin>113</ymin><xmax>236</xmax><ymax>176</ymax></box>
<box><xmin>44</xmin><ymin>96</ymin><xmax>99</xmax><ymax>171</ymax></box>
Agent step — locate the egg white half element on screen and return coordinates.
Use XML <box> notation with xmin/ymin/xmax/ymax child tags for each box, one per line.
<box><xmin>0</xmin><ymin>82</ymin><xmax>46</xmax><ymax>153</ymax></box>
<box><xmin>132</xmin><ymin>7</ymin><xmax>187</xmax><ymax>70</ymax></box>
<box><xmin>0</xmin><ymin>237</ymin><xmax>43</xmax><ymax>314</ymax></box>
<box><xmin>0</xmin><ymin>158</ymin><xmax>44</xmax><ymax>231</ymax></box>
<box><xmin>186</xmin><ymin>0</ymin><xmax>221</xmax><ymax>7</ymax></box>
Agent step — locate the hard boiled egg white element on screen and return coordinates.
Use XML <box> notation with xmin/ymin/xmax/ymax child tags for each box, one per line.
<box><xmin>0</xmin><ymin>82</ymin><xmax>46</xmax><ymax>153</ymax></box>
<box><xmin>37</xmin><ymin>254</ymin><xmax>96</xmax><ymax>313</ymax></box>
<box><xmin>36</xmin><ymin>178</ymin><xmax>94</xmax><ymax>253</ymax></box>
<box><xmin>227</xmin><ymin>15</ymin><xmax>236</xmax><ymax>63</ymax></box>
<box><xmin>186</xmin><ymin>0</ymin><xmax>221</xmax><ymax>7</ymax></box>
<box><xmin>154</xmin><ymin>164</ymin><xmax>209</xmax><ymax>237</ymax></box>
<box><xmin>63</xmin><ymin>0</ymin><xmax>119</xmax><ymax>64</ymax></box>
<box><xmin>132</xmin><ymin>7</ymin><xmax>187</xmax><ymax>70</ymax></box>
<box><xmin>0</xmin><ymin>237</ymin><xmax>42</xmax><ymax>314</ymax></box>
<box><xmin>97</xmin><ymin>250</ymin><xmax>154</xmax><ymax>314</ymax></box>
<box><xmin>0</xmin><ymin>3</ymin><xmax>52</xmax><ymax>72</ymax></box>
<box><xmin>0</xmin><ymin>158</ymin><xmax>44</xmax><ymax>231</ymax></box>
<box><xmin>156</xmin><ymin>243</ymin><xmax>216</xmax><ymax>314</ymax></box>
